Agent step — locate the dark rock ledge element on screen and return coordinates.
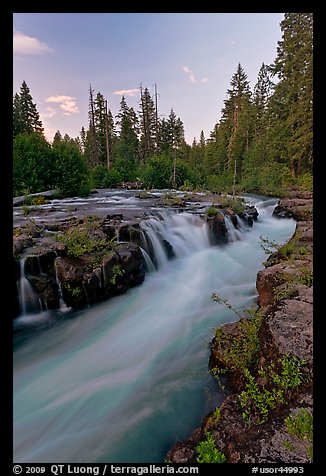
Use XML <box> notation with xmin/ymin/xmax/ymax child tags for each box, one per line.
<box><xmin>167</xmin><ymin>193</ymin><xmax>313</xmax><ymax>464</ymax></box>
<box><xmin>13</xmin><ymin>216</ymin><xmax>146</xmax><ymax>316</ymax></box>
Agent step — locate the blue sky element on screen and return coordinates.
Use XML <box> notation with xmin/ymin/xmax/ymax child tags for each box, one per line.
<box><xmin>13</xmin><ymin>13</ymin><xmax>284</xmax><ymax>144</ymax></box>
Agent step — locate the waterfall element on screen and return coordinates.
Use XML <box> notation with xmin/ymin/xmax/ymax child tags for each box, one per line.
<box><xmin>17</xmin><ymin>258</ymin><xmax>42</xmax><ymax>316</ymax></box>
<box><xmin>224</xmin><ymin>215</ymin><xmax>243</xmax><ymax>242</ymax></box>
<box><xmin>54</xmin><ymin>257</ymin><xmax>70</xmax><ymax>312</ymax></box>
<box><xmin>140</xmin><ymin>211</ymin><xmax>212</xmax><ymax>269</ymax></box>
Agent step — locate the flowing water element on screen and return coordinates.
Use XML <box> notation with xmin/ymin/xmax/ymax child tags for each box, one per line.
<box><xmin>13</xmin><ymin>194</ymin><xmax>296</xmax><ymax>463</ymax></box>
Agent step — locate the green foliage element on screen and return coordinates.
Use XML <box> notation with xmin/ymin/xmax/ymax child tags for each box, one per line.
<box><xmin>113</xmin><ymin>158</ymin><xmax>138</xmax><ymax>182</ymax></box>
<box><xmin>238</xmin><ymin>355</ymin><xmax>305</xmax><ymax>426</ymax></box>
<box><xmin>212</xmin><ymin>295</ymin><xmax>263</xmax><ymax>373</ymax></box>
<box><xmin>57</xmin><ymin>226</ymin><xmax>107</xmax><ymax>257</ymax></box>
<box><xmin>218</xmin><ymin>195</ymin><xmax>245</xmax><ymax>214</ymax></box>
<box><xmin>260</xmin><ymin>235</ymin><xmax>302</xmax><ymax>261</ymax></box>
<box><xmin>90</xmin><ymin>165</ymin><xmax>123</xmax><ymax>188</ymax></box>
<box><xmin>63</xmin><ymin>283</ymin><xmax>82</xmax><ymax>298</ymax></box>
<box><xmin>206</xmin><ymin>206</ymin><xmax>218</xmax><ymax>217</ymax></box>
<box><xmin>22</xmin><ymin>205</ymin><xmax>31</xmax><ymax>216</ymax></box>
<box><xmin>274</xmin><ymin>266</ymin><xmax>313</xmax><ymax>301</ymax></box>
<box><xmin>13</xmin><ymin>132</ymin><xmax>55</xmax><ymax>196</ymax></box>
<box><xmin>205</xmin><ymin>406</ymin><xmax>222</xmax><ymax>428</ymax></box>
<box><xmin>271</xmin><ymin>13</ymin><xmax>313</xmax><ymax>177</ymax></box>
<box><xmin>241</xmin><ymin>161</ymin><xmax>295</xmax><ymax>196</ymax></box>
<box><xmin>13</xmin><ymin>80</ymin><xmax>43</xmax><ymax>138</ymax></box>
<box><xmin>196</xmin><ymin>431</ymin><xmax>226</xmax><ymax>463</ymax></box>
<box><xmin>141</xmin><ymin>155</ymin><xmax>172</xmax><ymax>189</ymax></box>
<box><xmin>22</xmin><ymin>195</ymin><xmax>48</xmax><ymax>206</ymax></box>
<box><xmin>206</xmin><ymin>174</ymin><xmax>233</xmax><ymax>194</ymax></box>
<box><xmin>110</xmin><ymin>264</ymin><xmax>125</xmax><ymax>285</ymax></box>
<box><xmin>161</xmin><ymin>192</ymin><xmax>184</xmax><ymax>207</ymax></box>
<box><xmin>284</xmin><ymin>409</ymin><xmax>313</xmax><ymax>461</ymax></box>
<box><xmin>212</xmin><ymin>406</ymin><xmax>221</xmax><ymax>422</ymax></box>
<box><xmin>298</xmin><ymin>173</ymin><xmax>313</xmax><ymax>192</ymax></box>
<box><xmin>52</xmin><ymin>140</ymin><xmax>91</xmax><ymax>197</ymax></box>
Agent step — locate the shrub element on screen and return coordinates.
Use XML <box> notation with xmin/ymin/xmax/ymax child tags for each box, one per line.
<box><xmin>212</xmin><ymin>295</ymin><xmax>263</xmax><ymax>373</ymax></box>
<box><xmin>52</xmin><ymin>140</ymin><xmax>91</xmax><ymax>197</ymax></box>
<box><xmin>57</xmin><ymin>226</ymin><xmax>107</xmax><ymax>257</ymax></box>
<box><xmin>238</xmin><ymin>355</ymin><xmax>305</xmax><ymax>426</ymax></box>
<box><xmin>218</xmin><ymin>195</ymin><xmax>245</xmax><ymax>214</ymax></box>
<box><xmin>297</xmin><ymin>173</ymin><xmax>313</xmax><ymax>193</ymax></box>
<box><xmin>196</xmin><ymin>431</ymin><xmax>226</xmax><ymax>463</ymax></box>
<box><xmin>284</xmin><ymin>409</ymin><xmax>313</xmax><ymax>461</ymax></box>
<box><xmin>206</xmin><ymin>206</ymin><xmax>218</xmax><ymax>217</ymax></box>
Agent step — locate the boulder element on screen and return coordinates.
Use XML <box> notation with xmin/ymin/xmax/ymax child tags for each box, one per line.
<box><xmin>273</xmin><ymin>198</ymin><xmax>313</xmax><ymax>221</ymax></box>
<box><xmin>259</xmin><ymin>288</ymin><xmax>313</xmax><ymax>375</ymax></box>
<box><xmin>256</xmin><ymin>262</ymin><xmax>302</xmax><ymax>309</ymax></box>
<box><xmin>207</xmin><ymin>212</ymin><xmax>228</xmax><ymax>244</ymax></box>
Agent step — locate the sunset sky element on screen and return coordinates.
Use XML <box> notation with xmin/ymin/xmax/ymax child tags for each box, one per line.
<box><xmin>13</xmin><ymin>13</ymin><xmax>284</xmax><ymax>144</ymax></box>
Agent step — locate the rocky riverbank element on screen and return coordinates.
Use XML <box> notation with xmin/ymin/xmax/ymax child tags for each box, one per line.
<box><xmin>167</xmin><ymin>192</ymin><xmax>313</xmax><ymax>464</ymax></box>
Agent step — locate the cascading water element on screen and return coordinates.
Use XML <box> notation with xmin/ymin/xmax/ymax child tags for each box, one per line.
<box><xmin>54</xmin><ymin>256</ymin><xmax>70</xmax><ymax>313</ymax></box>
<box><xmin>17</xmin><ymin>258</ymin><xmax>42</xmax><ymax>316</ymax></box>
<box><xmin>13</xmin><ymin>195</ymin><xmax>296</xmax><ymax>463</ymax></box>
<box><xmin>140</xmin><ymin>211</ymin><xmax>211</xmax><ymax>268</ymax></box>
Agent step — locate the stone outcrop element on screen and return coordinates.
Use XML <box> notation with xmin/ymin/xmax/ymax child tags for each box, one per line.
<box><xmin>206</xmin><ymin>212</ymin><xmax>228</xmax><ymax>244</ymax></box>
<box><xmin>167</xmin><ymin>195</ymin><xmax>313</xmax><ymax>464</ymax></box>
<box><xmin>273</xmin><ymin>198</ymin><xmax>313</xmax><ymax>221</ymax></box>
<box><xmin>13</xmin><ymin>217</ymin><xmax>145</xmax><ymax>316</ymax></box>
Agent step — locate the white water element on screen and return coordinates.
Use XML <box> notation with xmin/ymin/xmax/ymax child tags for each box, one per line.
<box><xmin>13</xmin><ymin>195</ymin><xmax>296</xmax><ymax>463</ymax></box>
<box><xmin>17</xmin><ymin>258</ymin><xmax>42</xmax><ymax>316</ymax></box>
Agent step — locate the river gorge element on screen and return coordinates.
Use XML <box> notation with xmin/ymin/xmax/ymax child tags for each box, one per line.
<box><xmin>13</xmin><ymin>190</ymin><xmax>298</xmax><ymax>463</ymax></box>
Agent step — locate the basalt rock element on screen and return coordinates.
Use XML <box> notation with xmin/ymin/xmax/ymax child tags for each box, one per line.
<box><xmin>239</xmin><ymin>205</ymin><xmax>259</xmax><ymax>227</ymax></box>
<box><xmin>273</xmin><ymin>198</ymin><xmax>313</xmax><ymax>221</ymax></box>
<box><xmin>13</xmin><ymin>216</ymin><xmax>146</xmax><ymax>316</ymax></box>
<box><xmin>207</xmin><ymin>212</ymin><xmax>228</xmax><ymax>244</ymax></box>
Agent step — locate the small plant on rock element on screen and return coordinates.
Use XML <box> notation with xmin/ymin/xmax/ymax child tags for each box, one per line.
<box><xmin>196</xmin><ymin>431</ymin><xmax>226</xmax><ymax>463</ymax></box>
<box><xmin>284</xmin><ymin>408</ymin><xmax>313</xmax><ymax>462</ymax></box>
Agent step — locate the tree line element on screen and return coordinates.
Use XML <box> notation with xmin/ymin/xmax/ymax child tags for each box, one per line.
<box><xmin>13</xmin><ymin>13</ymin><xmax>313</xmax><ymax>198</ymax></box>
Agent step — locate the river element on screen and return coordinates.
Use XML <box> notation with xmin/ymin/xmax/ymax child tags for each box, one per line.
<box><xmin>13</xmin><ymin>193</ymin><xmax>296</xmax><ymax>463</ymax></box>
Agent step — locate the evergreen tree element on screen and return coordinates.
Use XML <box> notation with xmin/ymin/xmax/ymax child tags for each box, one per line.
<box><xmin>94</xmin><ymin>92</ymin><xmax>115</xmax><ymax>168</ymax></box>
<box><xmin>207</xmin><ymin>64</ymin><xmax>253</xmax><ymax>181</ymax></box>
<box><xmin>115</xmin><ymin>95</ymin><xmax>139</xmax><ymax>163</ymax></box>
<box><xmin>158</xmin><ymin>109</ymin><xmax>184</xmax><ymax>155</ymax></box>
<box><xmin>13</xmin><ymin>80</ymin><xmax>43</xmax><ymax>137</ymax></box>
<box><xmin>80</xmin><ymin>126</ymin><xmax>86</xmax><ymax>153</ymax></box>
<box><xmin>86</xmin><ymin>85</ymin><xmax>100</xmax><ymax>166</ymax></box>
<box><xmin>53</xmin><ymin>130</ymin><xmax>63</xmax><ymax>144</ymax></box>
<box><xmin>253</xmin><ymin>63</ymin><xmax>274</xmax><ymax>137</ymax></box>
<box><xmin>13</xmin><ymin>133</ymin><xmax>54</xmax><ymax>195</ymax></box>
<box><xmin>269</xmin><ymin>13</ymin><xmax>313</xmax><ymax>176</ymax></box>
<box><xmin>52</xmin><ymin>139</ymin><xmax>91</xmax><ymax>196</ymax></box>
<box><xmin>199</xmin><ymin>130</ymin><xmax>205</xmax><ymax>148</ymax></box>
<box><xmin>139</xmin><ymin>87</ymin><xmax>157</xmax><ymax>162</ymax></box>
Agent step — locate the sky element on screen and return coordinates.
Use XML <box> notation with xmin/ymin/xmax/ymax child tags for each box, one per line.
<box><xmin>13</xmin><ymin>13</ymin><xmax>284</xmax><ymax>145</ymax></box>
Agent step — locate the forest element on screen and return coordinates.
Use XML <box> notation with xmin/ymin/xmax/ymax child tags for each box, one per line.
<box><xmin>13</xmin><ymin>13</ymin><xmax>313</xmax><ymax>198</ymax></box>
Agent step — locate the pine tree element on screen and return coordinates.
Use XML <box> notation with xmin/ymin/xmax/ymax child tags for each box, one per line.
<box><xmin>53</xmin><ymin>130</ymin><xmax>63</xmax><ymax>144</ymax></box>
<box><xmin>199</xmin><ymin>130</ymin><xmax>205</xmax><ymax>148</ymax></box>
<box><xmin>158</xmin><ymin>108</ymin><xmax>185</xmax><ymax>155</ymax></box>
<box><xmin>270</xmin><ymin>13</ymin><xmax>313</xmax><ymax>176</ymax></box>
<box><xmin>253</xmin><ymin>63</ymin><xmax>274</xmax><ymax>137</ymax></box>
<box><xmin>115</xmin><ymin>95</ymin><xmax>139</xmax><ymax>163</ymax></box>
<box><xmin>95</xmin><ymin>92</ymin><xmax>115</xmax><ymax>168</ymax></box>
<box><xmin>139</xmin><ymin>87</ymin><xmax>157</xmax><ymax>163</ymax></box>
<box><xmin>13</xmin><ymin>80</ymin><xmax>43</xmax><ymax>137</ymax></box>
<box><xmin>86</xmin><ymin>84</ymin><xmax>100</xmax><ymax>166</ymax></box>
<box><xmin>209</xmin><ymin>64</ymin><xmax>253</xmax><ymax>181</ymax></box>
<box><xmin>79</xmin><ymin>127</ymin><xmax>86</xmax><ymax>153</ymax></box>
